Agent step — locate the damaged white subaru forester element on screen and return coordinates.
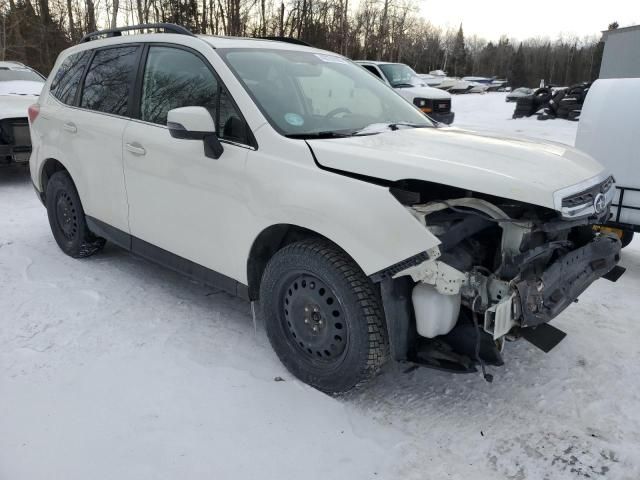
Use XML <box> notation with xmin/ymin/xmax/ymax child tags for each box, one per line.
<box><xmin>29</xmin><ymin>24</ymin><xmax>623</xmax><ymax>393</ymax></box>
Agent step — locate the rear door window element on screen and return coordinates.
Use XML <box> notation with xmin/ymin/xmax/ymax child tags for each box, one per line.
<box><xmin>50</xmin><ymin>51</ymin><xmax>91</xmax><ymax>105</ymax></box>
<box><xmin>80</xmin><ymin>46</ymin><xmax>139</xmax><ymax>116</ymax></box>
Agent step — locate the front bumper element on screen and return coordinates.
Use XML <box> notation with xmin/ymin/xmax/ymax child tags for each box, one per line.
<box><xmin>430</xmin><ymin>111</ymin><xmax>455</xmax><ymax>125</ymax></box>
<box><xmin>0</xmin><ymin>117</ymin><xmax>32</xmax><ymax>165</ymax></box>
<box><xmin>514</xmin><ymin>234</ymin><xmax>621</xmax><ymax>327</ymax></box>
<box><xmin>0</xmin><ymin>144</ymin><xmax>31</xmax><ymax>164</ymax></box>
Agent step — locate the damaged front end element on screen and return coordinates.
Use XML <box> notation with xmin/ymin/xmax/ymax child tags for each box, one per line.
<box><xmin>375</xmin><ymin>178</ymin><xmax>623</xmax><ymax>375</ymax></box>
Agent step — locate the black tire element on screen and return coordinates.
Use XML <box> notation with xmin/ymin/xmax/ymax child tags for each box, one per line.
<box><xmin>45</xmin><ymin>171</ymin><xmax>105</xmax><ymax>258</ymax></box>
<box><xmin>259</xmin><ymin>239</ymin><xmax>389</xmax><ymax>394</ymax></box>
<box><xmin>568</xmin><ymin>110</ymin><xmax>581</xmax><ymax>121</ymax></box>
<box><xmin>533</xmin><ymin>87</ymin><xmax>552</xmax><ymax>107</ymax></box>
<box><xmin>621</xmin><ymin>230</ymin><xmax>635</xmax><ymax>249</ymax></box>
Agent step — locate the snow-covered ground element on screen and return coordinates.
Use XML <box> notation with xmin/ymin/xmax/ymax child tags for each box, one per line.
<box><xmin>1</xmin><ymin>93</ymin><xmax>639</xmax><ymax>480</ymax></box>
<box><xmin>453</xmin><ymin>91</ymin><xmax>579</xmax><ymax>145</ymax></box>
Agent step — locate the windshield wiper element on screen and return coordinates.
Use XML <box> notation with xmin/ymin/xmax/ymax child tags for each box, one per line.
<box><xmin>352</xmin><ymin>122</ymin><xmax>430</xmax><ymax>135</ymax></box>
<box><xmin>285</xmin><ymin>131</ymin><xmax>353</xmax><ymax>139</ymax></box>
<box><xmin>392</xmin><ymin>83</ymin><xmax>416</xmax><ymax>88</ymax></box>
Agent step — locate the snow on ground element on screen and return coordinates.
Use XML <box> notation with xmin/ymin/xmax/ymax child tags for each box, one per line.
<box><xmin>453</xmin><ymin>91</ymin><xmax>579</xmax><ymax>146</ymax></box>
<box><xmin>1</xmin><ymin>93</ymin><xmax>639</xmax><ymax>480</ymax></box>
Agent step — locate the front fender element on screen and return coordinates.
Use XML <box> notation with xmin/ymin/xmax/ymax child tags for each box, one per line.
<box><xmin>244</xmin><ymin>139</ymin><xmax>440</xmax><ymax>278</ymax></box>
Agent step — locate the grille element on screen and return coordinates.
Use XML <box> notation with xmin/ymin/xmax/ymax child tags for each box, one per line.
<box><xmin>0</xmin><ymin>118</ymin><xmax>31</xmax><ymax>148</ymax></box>
<box><xmin>433</xmin><ymin>99</ymin><xmax>451</xmax><ymax>113</ymax></box>
<box><xmin>562</xmin><ymin>176</ymin><xmax>614</xmax><ymax>208</ymax></box>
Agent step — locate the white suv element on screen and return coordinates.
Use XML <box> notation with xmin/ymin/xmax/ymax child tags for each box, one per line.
<box><xmin>30</xmin><ymin>24</ymin><xmax>622</xmax><ymax>393</ymax></box>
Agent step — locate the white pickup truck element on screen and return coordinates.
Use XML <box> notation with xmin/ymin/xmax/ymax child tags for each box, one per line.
<box><xmin>576</xmin><ymin>78</ymin><xmax>640</xmax><ymax>247</ymax></box>
<box><xmin>355</xmin><ymin>61</ymin><xmax>455</xmax><ymax>124</ymax></box>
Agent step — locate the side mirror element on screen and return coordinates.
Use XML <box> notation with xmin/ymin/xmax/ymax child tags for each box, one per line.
<box><xmin>167</xmin><ymin>106</ymin><xmax>224</xmax><ymax>159</ymax></box>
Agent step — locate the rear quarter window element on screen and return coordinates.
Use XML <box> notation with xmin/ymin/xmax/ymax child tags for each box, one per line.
<box><xmin>50</xmin><ymin>51</ymin><xmax>91</xmax><ymax>105</ymax></box>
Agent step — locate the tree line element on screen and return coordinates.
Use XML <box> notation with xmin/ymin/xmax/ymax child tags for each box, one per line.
<box><xmin>0</xmin><ymin>0</ymin><xmax>615</xmax><ymax>87</ymax></box>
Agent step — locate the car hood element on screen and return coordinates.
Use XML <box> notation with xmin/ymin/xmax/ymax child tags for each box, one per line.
<box><xmin>395</xmin><ymin>85</ymin><xmax>451</xmax><ymax>101</ymax></box>
<box><xmin>0</xmin><ymin>93</ymin><xmax>39</xmax><ymax>119</ymax></box>
<box><xmin>307</xmin><ymin>127</ymin><xmax>606</xmax><ymax>210</ymax></box>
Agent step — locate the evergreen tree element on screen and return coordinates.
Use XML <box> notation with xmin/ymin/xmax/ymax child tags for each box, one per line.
<box><xmin>451</xmin><ymin>25</ymin><xmax>467</xmax><ymax>77</ymax></box>
<box><xmin>510</xmin><ymin>44</ymin><xmax>527</xmax><ymax>88</ymax></box>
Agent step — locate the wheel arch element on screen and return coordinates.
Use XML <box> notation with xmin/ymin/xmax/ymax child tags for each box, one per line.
<box><xmin>39</xmin><ymin>158</ymin><xmax>72</xmax><ymax>201</ymax></box>
<box><xmin>246</xmin><ymin>223</ymin><xmax>352</xmax><ymax>301</ymax></box>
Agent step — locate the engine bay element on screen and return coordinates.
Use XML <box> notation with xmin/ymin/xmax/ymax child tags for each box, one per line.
<box><xmin>380</xmin><ymin>181</ymin><xmax>623</xmax><ymax>376</ymax></box>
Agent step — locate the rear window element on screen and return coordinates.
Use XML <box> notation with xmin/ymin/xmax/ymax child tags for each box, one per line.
<box><xmin>50</xmin><ymin>51</ymin><xmax>91</xmax><ymax>105</ymax></box>
<box><xmin>80</xmin><ymin>46</ymin><xmax>139</xmax><ymax>116</ymax></box>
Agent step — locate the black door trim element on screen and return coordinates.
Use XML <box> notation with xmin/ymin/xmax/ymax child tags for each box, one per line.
<box><xmin>86</xmin><ymin>216</ymin><xmax>250</xmax><ymax>300</ymax></box>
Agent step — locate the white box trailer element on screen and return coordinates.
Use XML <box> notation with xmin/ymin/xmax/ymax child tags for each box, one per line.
<box><xmin>576</xmin><ymin>78</ymin><xmax>640</xmax><ymax>247</ymax></box>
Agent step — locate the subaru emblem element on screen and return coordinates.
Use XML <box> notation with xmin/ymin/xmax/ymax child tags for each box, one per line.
<box><xmin>593</xmin><ymin>193</ymin><xmax>606</xmax><ymax>214</ymax></box>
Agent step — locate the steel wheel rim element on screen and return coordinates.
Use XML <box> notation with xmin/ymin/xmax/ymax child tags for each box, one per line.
<box><xmin>55</xmin><ymin>191</ymin><xmax>78</xmax><ymax>240</ymax></box>
<box><xmin>280</xmin><ymin>273</ymin><xmax>348</xmax><ymax>364</ymax></box>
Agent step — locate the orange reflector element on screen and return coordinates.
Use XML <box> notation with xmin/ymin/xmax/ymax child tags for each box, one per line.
<box><xmin>593</xmin><ymin>225</ymin><xmax>624</xmax><ymax>239</ymax></box>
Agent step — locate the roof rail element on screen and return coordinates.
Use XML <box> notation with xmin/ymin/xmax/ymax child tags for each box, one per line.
<box><xmin>80</xmin><ymin>23</ymin><xmax>194</xmax><ymax>43</ymax></box>
<box><xmin>258</xmin><ymin>36</ymin><xmax>312</xmax><ymax>47</ymax></box>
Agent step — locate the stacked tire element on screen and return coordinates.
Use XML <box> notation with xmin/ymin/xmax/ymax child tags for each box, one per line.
<box><xmin>512</xmin><ymin>87</ymin><xmax>552</xmax><ymax>119</ymax></box>
<box><xmin>545</xmin><ymin>83</ymin><xmax>590</xmax><ymax>121</ymax></box>
<box><xmin>512</xmin><ymin>96</ymin><xmax>537</xmax><ymax>118</ymax></box>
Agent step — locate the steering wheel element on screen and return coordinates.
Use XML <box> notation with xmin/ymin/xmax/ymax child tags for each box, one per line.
<box><xmin>325</xmin><ymin>107</ymin><xmax>352</xmax><ymax>118</ymax></box>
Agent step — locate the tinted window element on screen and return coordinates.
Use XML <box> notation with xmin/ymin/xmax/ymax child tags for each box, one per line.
<box><xmin>141</xmin><ymin>47</ymin><xmax>218</xmax><ymax>126</ymax></box>
<box><xmin>141</xmin><ymin>46</ymin><xmax>248</xmax><ymax>144</ymax></box>
<box><xmin>218</xmin><ymin>89</ymin><xmax>248</xmax><ymax>144</ymax></box>
<box><xmin>80</xmin><ymin>46</ymin><xmax>138</xmax><ymax>115</ymax></box>
<box><xmin>50</xmin><ymin>51</ymin><xmax>90</xmax><ymax>104</ymax></box>
<box><xmin>361</xmin><ymin>65</ymin><xmax>383</xmax><ymax>79</ymax></box>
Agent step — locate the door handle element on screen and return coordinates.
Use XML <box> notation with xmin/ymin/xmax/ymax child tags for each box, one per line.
<box><xmin>63</xmin><ymin>122</ymin><xmax>77</xmax><ymax>133</ymax></box>
<box><xmin>125</xmin><ymin>142</ymin><xmax>146</xmax><ymax>156</ymax></box>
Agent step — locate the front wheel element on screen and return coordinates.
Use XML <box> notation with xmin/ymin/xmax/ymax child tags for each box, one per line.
<box><xmin>259</xmin><ymin>239</ymin><xmax>389</xmax><ymax>394</ymax></box>
<box><xmin>621</xmin><ymin>230</ymin><xmax>635</xmax><ymax>249</ymax></box>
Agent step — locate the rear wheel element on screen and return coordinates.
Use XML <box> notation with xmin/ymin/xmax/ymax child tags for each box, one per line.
<box><xmin>45</xmin><ymin>171</ymin><xmax>105</xmax><ymax>258</ymax></box>
<box><xmin>259</xmin><ymin>239</ymin><xmax>389</xmax><ymax>394</ymax></box>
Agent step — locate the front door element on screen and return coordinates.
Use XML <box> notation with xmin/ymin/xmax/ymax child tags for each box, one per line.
<box><xmin>122</xmin><ymin>45</ymin><xmax>254</xmax><ymax>281</ymax></box>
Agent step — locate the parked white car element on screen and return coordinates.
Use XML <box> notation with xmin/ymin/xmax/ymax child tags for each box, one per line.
<box><xmin>0</xmin><ymin>61</ymin><xmax>44</xmax><ymax>165</ymax></box>
<box><xmin>30</xmin><ymin>25</ymin><xmax>622</xmax><ymax>393</ymax></box>
<box><xmin>577</xmin><ymin>78</ymin><xmax>640</xmax><ymax>248</ymax></box>
<box><xmin>356</xmin><ymin>61</ymin><xmax>455</xmax><ymax>124</ymax></box>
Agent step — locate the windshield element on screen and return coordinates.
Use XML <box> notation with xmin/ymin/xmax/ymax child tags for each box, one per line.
<box><xmin>0</xmin><ymin>67</ymin><xmax>44</xmax><ymax>83</ymax></box>
<box><xmin>378</xmin><ymin>64</ymin><xmax>425</xmax><ymax>88</ymax></box>
<box><xmin>218</xmin><ymin>49</ymin><xmax>432</xmax><ymax>137</ymax></box>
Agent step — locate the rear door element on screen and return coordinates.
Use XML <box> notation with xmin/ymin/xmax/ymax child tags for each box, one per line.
<box><xmin>122</xmin><ymin>44</ymin><xmax>254</xmax><ymax>280</ymax></box>
<box><xmin>67</xmin><ymin>45</ymin><xmax>141</xmax><ymax>233</ymax></box>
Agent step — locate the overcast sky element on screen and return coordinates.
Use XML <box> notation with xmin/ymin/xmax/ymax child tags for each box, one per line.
<box><xmin>419</xmin><ymin>0</ymin><xmax>640</xmax><ymax>41</ymax></box>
